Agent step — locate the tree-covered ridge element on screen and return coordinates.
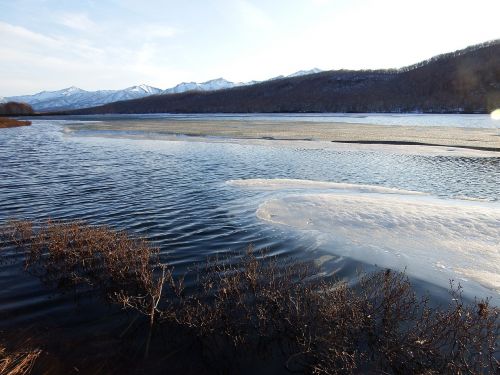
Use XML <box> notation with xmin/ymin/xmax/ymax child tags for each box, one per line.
<box><xmin>0</xmin><ymin>102</ymin><xmax>34</xmax><ymax>116</ymax></box>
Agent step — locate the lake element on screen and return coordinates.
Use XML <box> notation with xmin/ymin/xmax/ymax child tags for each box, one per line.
<box><xmin>0</xmin><ymin>114</ymin><xmax>499</xmax><ymax>371</ymax></box>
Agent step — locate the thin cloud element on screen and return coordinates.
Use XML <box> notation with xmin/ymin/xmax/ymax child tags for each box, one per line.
<box><xmin>0</xmin><ymin>21</ymin><xmax>58</xmax><ymax>47</ymax></box>
<box><xmin>0</xmin><ymin>20</ymin><xmax>185</xmax><ymax>94</ymax></box>
<box><xmin>143</xmin><ymin>24</ymin><xmax>178</xmax><ymax>39</ymax></box>
<box><xmin>234</xmin><ymin>0</ymin><xmax>273</xmax><ymax>30</ymax></box>
<box><xmin>57</xmin><ymin>12</ymin><xmax>98</xmax><ymax>32</ymax></box>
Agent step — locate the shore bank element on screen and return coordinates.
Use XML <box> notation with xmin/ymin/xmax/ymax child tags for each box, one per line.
<box><xmin>0</xmin><ymin>117</ymin><xmax>32</xmax><ymax>129</ymax></box>
<box><xmin>65</xmin><ymin>119</ymin><xmax>500</xmax><ymax>152</ymax></box>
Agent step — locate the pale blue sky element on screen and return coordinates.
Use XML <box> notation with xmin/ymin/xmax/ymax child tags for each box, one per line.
<box><xmin>1</xmin><ymin>0</ymin><xmax>499</xmax><ymax>95</ymax></box>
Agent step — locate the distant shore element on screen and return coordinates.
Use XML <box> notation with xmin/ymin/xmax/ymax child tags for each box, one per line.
<box><xmin>65</xmin><ymin>119</ymin><xmax>500</xmax><ymax>152</ymax></box>
<box><xmin>0</xmin><ymin>117</ymin><xmax>31</xmax><ymax>128</ymax></box>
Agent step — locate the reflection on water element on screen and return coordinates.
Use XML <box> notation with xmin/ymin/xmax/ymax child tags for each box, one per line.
<box><xmin>0</xmin><ymin>121</ymin><xmax>499</xmax><ymax>333</ymax></box>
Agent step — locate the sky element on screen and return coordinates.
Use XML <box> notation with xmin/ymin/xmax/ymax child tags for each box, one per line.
<box><xmin>1</xmin><ymin>0</ymin><xmax>499</xmax><ymax>96</ymax></box>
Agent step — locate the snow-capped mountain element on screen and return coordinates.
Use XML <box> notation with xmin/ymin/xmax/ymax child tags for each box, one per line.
<box><xmin>287</xmin><ymin>68</ymin><xmax>323</xmax><ymax>78</ymax></box>
<box><xmin>0</xmin><ymin>96</ymin><xmax>6</xmax><ymax>103</ymax></box>
<box><xmin>6</xmin><ymin>85</ymin><xmax>162</xmax><ymax>111</ymax></box>
<box><xmin>163</xmin><ymin>78</ymin><xmax>240</xmax><ymax>94</ymax></box>
<box><xmin>102</xmin><ymin>85</ymin><xmax>162</xmax><ymax>103</ymax></box>
<box><xmin>267</xmin><ymin>68</ymin><xmax>323</xmax><ymax>82</ymax></box>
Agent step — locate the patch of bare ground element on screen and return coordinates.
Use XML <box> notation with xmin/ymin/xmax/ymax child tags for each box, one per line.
<box><xmin>1</xmin><ymin>219</ymin><xmax>499</xmax><ymax>374</ymax></box>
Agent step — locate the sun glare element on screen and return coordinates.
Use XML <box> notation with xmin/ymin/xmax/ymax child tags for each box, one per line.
<box><xmin>490</xmin><ymin>109</ymin><xmax>500</xmax><ymax>120</ymax></box>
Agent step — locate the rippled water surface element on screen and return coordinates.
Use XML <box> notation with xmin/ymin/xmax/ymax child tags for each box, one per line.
<box><xmin>1</xmin><ymin>119</ymin><xmax>499</xmax><ymax>338</ymax></box>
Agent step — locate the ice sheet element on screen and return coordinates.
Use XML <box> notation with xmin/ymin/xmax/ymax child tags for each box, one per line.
<box><xmin>227</xmin><ymin>178</ymin><xmax>426</xmax><ymax>195</ymax></box>
<box><xmin>230</xmin><ymin>179</ymin><xmax>500</xmax><ymax>298</ymax></box>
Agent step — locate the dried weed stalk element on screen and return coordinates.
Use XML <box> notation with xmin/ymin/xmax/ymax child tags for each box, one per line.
<box><xmin>1</xmin><ymin>219</ymin><xmax>499</xmax><ymax>374</ymax></box>
<box><xmin>0</xmin><ymin>345</ymin><xmax>41</xmax><ymax>375</ymax></box>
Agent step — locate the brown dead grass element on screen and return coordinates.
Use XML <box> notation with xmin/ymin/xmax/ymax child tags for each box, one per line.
<box><xmin>0</xmin><ymin>118</ymin><xmax>31</xmax><ymax>129</ymax></box>
<box><xmin>1</xmin><ymin>219</ymin><xmax>499</xmax><ymax>374</ymax></box>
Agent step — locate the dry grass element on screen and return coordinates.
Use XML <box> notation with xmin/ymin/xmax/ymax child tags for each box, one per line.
<box><xmin>0</xmin><ymin>345</ymin><xmax>41</xmax><ymax>375</ymax></box>
<box><xmin>1</xmin><ymin>219</ymin><xmax>499</xmax><ymax>374</ymax></box>
<box><xmin>0</xmin><ymin>118</ymin><xmax>31</xmax><ymax>129</ymax></box>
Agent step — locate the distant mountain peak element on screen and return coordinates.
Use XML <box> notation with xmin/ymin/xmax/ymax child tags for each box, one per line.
<box><xmin>204</xmin><ymin>77</ymin><xmax>231</xmax><ymax>84</ymax></box>
<box><xmin>61</xmin><ymin>86</ymin><xmax>86</xmax><ymax>95</ymax></box>
<box><xmin>162</xmin><ymin>78</ymin><xmax>238</xmax><ymax>95</ymax></box>
<box><xmin>287</xmin><ymin>68</ymin><xmax>323</xmax><ymax>78</ymax></box>
<box><xmin>124</xmin><ymin>84</ymin><xmax>162</xmax><ymax>94</ymax></box>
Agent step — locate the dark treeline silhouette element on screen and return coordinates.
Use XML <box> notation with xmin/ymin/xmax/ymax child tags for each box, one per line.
<box><xmin>65</xmin><ymin>40</ymin><xmax>500</xmax><ymax>115</ymax></box>
<box><xmin>0</xmin><ymin>101</ymin><xmax>34</xmax><ymax>116</ymax></box>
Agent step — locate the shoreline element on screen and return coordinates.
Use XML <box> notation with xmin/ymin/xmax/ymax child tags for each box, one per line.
<box><xmin>0</xmin><ymin>117</ymin><xmax>32</xmax><ymax>129</ymax></box>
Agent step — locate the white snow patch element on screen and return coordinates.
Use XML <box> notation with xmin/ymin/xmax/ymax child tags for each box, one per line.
<box><xmin>162</xmin><ymin>78</ymin><xmax>239</xmax><ymax>94</ymax></box>
<box><xmin>287</xmin><ymin>68</ymin><xmax>323</xmax><ymax>77</ymax></box>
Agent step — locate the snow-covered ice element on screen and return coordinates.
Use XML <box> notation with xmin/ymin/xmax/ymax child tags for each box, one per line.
<box><xmin>230</xmin><ymin>179</ymin><xmax>500</xmax><ymax>299</ymax></box>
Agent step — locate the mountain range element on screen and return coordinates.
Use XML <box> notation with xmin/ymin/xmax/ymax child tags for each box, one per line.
<box><xmin>5</xmin><ymin>85</ymin><xmax>162</xmax><ymax>112</ymax></box>
<box><xmin>4</xmin><ymin>70</ymin><xmax>322</xmax><ymax>111</ymax></box>
<box><xmin>65</xmin><ymin>40</ymin><xmax>499</xmax><ymax>115</ymax></box>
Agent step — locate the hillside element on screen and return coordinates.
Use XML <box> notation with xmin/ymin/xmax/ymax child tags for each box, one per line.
<box><xmin>68</xmin><ymin>41</ymin><xmax>499</xmax><ymax>114</ymax></box>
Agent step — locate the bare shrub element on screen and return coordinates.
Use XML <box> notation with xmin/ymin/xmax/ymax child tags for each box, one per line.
<box><xmin>4</xmin><ymin>219</ymin><xmax>162</xmax><ymax>296</ymax></box>
<box><xmin>1</xmin><ymin>219</ymin><xmax>499</xmax><ymax>374</ymax></box>
<box><xmin>304</xmin><ymin>271</ymin><xmax>500</xmax><ymax>374</ymax></box>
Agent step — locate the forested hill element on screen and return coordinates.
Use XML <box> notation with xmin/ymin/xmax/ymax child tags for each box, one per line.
<box><xmin>0</xmin><ymin>102</ymin><xmax>34</xmax><ymax>115</ymax></box>
<box><xmin>68</xmin><ymin>41</ymin><xmax>499</xmax><ymax>114</ymax></box>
